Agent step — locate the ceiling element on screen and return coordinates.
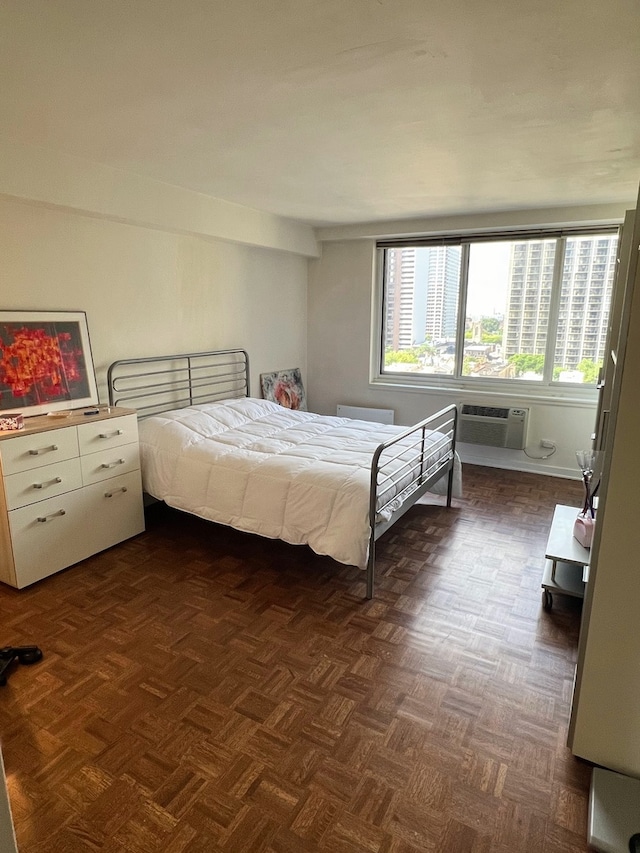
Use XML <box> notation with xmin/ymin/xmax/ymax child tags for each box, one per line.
<box><xmin>1</xmin><ymin>0</ymin><xmax>639</xmax><ymax>227</ymax></box>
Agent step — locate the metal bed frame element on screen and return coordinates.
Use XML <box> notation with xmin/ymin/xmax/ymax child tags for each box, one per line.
<box><xmin>107</xmin><ymin>349</ymin><xmax>457</xmax><ymax>599</ymax></box>
<box><xmin>107</xmin><ymin>349</ymin><xmax>250</xmax><ymax>417</ymax></box>
<box><xmin>367</xmin><ymin>406</ymin><xmax>457</xmax><ymax>598</ymax></box>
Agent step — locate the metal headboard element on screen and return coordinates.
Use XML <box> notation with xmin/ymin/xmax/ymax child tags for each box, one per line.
<box><xmin>107</xmin><ymin>349</ymin><xmax>250</xmax><ymax>418</ymax></box>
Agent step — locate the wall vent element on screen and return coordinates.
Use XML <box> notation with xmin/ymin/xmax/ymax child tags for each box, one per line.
<box><xmin>459</xmin><ymin>404</ymin><xmax>529</xmax><ymax>449</ymax></box>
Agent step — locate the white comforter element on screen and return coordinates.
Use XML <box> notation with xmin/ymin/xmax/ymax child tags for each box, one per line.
<box><xmin>138</xmin><ymin>398</ymin><xmax>458</xmax><ymax>568</ymax></box>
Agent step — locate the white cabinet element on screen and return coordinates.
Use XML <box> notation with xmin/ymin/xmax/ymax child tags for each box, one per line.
<box><xmin>0</xmin><ymin>408</ymin><xmax>145</xmax><ymax>589</ymax></box>
<box><xmin>0</xmin><ymin>747</ymin><xmax>18</xmax><ymax>853</ymax></box>
<box><xmin>569</xmin><ymin>191</ymin><xmax>640</xmax><ymax>777</ymax></box>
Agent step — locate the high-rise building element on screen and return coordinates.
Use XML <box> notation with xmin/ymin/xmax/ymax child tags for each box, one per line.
<box><xmin>556</xmin><ymin>235</ymin><xmax>617</xmax><ymax>367</ymax></box>
<box><xmin>504</xmin><ymin>236</ymin><xmax>617</xmax><ymax>369</ymax></box>
<box><xmin>503</xmin><ymin>240</ymin><xmax>555</xmax><ymax>359</ymax></box>
<box><xmin>384</xmin><ymin>248</ymin><xmax>419</xmax><ymax>350</ymax></box>
<box><xmin>384</xmin><ymin>246</ymin><xmax>461</xmax><ymax>351</ymax></box>
<box><xmin>423</xmin><ymin>246</ymin><xmax>460</xmax><ymax>342</ymax></box>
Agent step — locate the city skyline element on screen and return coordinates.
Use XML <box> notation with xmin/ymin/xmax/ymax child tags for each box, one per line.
<box><xmin>383</xmin><ymin>233</ymin><xmax>618</xmax><ymax>382</ymax></box>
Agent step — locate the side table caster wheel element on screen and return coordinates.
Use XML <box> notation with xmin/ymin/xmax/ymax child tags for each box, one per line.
<box><xmin>542</xmin><ymin>589</ymin><xmax>553</xmax><ymax>611</ymax></box>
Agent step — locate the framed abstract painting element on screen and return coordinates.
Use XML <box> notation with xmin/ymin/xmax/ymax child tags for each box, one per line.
<box><xmin>0</xmin><ymin>310</ymin><xmax>99</xmax><ymax>417</ymax></box>
<box><xmin>260</xmin><ymin>368</ymin><xmax>307</xmax><ymax>411</ymax></box>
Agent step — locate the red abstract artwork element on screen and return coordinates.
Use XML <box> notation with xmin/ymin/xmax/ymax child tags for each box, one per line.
<box><xmin>0</xmin><ymin>314</ymin><xmax>96</xmax><ymax>415</ymax></box>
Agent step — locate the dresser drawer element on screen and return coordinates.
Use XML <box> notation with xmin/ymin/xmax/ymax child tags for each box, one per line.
<box><xmin>7</xmin><ymin>470</ymin><xmax>145</xmax><ymax>588</ymax></box>
<box><xmin>0</xmin><ymin>426</ymin><xmax>79</xmax><ymax>475</ymax></box>
<box><xmin>77</xmin><ymin>415</ymin><xmax>139</xmax><ymax>455</ymax></box>
<box><xmin>81</xmin><ymin>470</ymin><xmax>145</xmax><ymax>556</ymax></box>
<box><xmin>4</xmin><ymin>458</ymin><xmax>83</xmax><ymax>510</ymax></box>
<box><xmin>80</xmin><ymin>442</ymin><xmax>140</xmax><ymax>485</ymax></box>
<box><xmin>8</xmin><ymin>487</ymin><xmax>91</xmax><ymax>587</ymax></box>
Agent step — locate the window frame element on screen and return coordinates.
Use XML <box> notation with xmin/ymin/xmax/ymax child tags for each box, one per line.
<box><xmin>373</xmin><ymin>226</ymin><xmax>620</xmax><ymax>401</ymax></box>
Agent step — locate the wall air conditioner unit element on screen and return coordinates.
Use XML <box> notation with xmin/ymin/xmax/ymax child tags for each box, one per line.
<box><xmin>458</xmin><ymin>404</ymin><xmax>529</xmax><ymax>450</ymax></box>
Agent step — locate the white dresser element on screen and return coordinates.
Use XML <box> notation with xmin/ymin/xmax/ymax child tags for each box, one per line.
<box><xmin>0</xmin><ymin>407</ymin><xmax>145</xmax><ymax>588</ymax></box>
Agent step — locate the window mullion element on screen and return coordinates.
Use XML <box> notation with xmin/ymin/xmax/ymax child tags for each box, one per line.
<box><xmin>377</xmin><ymin>247</ymin><xmax>389</xmax><ymax>375</ymax></box>
<box><xmin>543</xmin><ymin>237</ymin><xmax>566</xmax><ymax>383</ymax></box>
<box><xmin>454</xmin><ymin>243</ymin><xmax>470</xmax><ymax>378</ymax></box>
<box><xmin>372</xmin><ymin>249</ymin><xmax>389</xmax><ymax>373</ymax></box>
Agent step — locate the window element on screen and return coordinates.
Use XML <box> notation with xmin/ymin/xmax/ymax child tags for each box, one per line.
<box><xmin>379</xmin><ymin>229</ymin><xmax>618</xmax><ymax>388</ymax></box>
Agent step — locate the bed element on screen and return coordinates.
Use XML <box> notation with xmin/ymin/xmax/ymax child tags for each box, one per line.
<box><xmin>107</xmin><ymin>350</ymin><xmax>460</xmax><ymax>598</ymax></box>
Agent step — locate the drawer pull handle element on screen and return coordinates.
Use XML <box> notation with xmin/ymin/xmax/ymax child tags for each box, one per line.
<box><xmin>101</xmin><ymin>459</ymin><xmax>126</xmax><ymax>469</ymax></box>
<box><xmin>98</xmin><ymin>430</ymin><xmax>124</xmax><ymax>439</ymax></box>
<box><xmin>36</xmin><ymin>509</ymin><xmax>66</xmax><ymax>523</ymax></box>
<box><xmin>105</xmin><ymin>487</ymin><xmax>128</xmax><ymax>498</ymax></box>
<box><xmin>33</xmin><ymin>477</ymin><xmax>63</xmax><ymax>490</ymax></box>
<box><xmin>28</xmin><ymin>444</ymin><xmax>58</xmax><ymax>456</ymax></box>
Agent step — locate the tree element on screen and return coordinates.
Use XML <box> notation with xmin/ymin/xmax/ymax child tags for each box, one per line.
<box><xmin>576</xmin><ymin>359</ymin><xmax>602</xmax><ymax>384</ymax></box>
<box><xmin>551</xmin><ymin>359</ymin><xmax>601</xmax><ymax>383</ymax></box>
<box><xmin>384</xmin><ymin>349</ymin><xmax>419</xmax><ymax>365</ymax></box>
<box><xmin>481</xmin><ymin>317</ymin><xmax>502</xmax><ymax>335</ymax></box>
<box><xmin>508</xmin><ymin>353</ymin><xmax>544</xmax><ymax>377</ymax></box>
<box><xmin>462</xmin><ymin>356</ymin><xmax>479</xmax><ymax>376</ymax></box>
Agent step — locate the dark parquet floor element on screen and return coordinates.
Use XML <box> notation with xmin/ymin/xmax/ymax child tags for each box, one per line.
<box><xmin>0</xmin><ymin>465</ymin><xmax>592</xmax><ymax>852</ymax></box>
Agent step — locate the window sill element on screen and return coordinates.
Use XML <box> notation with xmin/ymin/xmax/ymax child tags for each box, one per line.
<box><xmin>371</xmin><ymin>374</ymin><xmax>599</xmax><ymax>407</ymax></box>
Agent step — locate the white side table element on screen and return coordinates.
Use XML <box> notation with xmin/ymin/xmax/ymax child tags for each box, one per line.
<box><xmin>542</xmin><ymin>504</ymin><xmax>591</xmax><ymax>611</ymax></box>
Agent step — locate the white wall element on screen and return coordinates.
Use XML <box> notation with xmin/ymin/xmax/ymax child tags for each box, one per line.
<box><xmin>306</xmin><ymin>210</ymin><xmax>628</xmax><ymax>479</ymax></box>
<box><xmin>0</xmin><ymin>139</ymin><xmax>319</xmax><ymax>258</ymax></box>
<box><xmin>0</xmin><ymin>197</ymin><xmax>308</xmax><ymax>401</ymax></box>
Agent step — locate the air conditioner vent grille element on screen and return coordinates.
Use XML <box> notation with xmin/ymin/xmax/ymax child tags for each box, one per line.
<box><xmin>459</xmin><ymin>404</ymin><xmax>529</xmax><ymax>449</ymax></box>
<box><xmin>461</xmin><ymin>404</ymin><xmax>510</xmax><ymax>419</ymax></box>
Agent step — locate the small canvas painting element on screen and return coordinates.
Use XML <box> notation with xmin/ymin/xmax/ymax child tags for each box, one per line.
<box><xmin>260</xmin><ymin>368</ymin><xmax>307</xmax><ymax>411</ymax></box>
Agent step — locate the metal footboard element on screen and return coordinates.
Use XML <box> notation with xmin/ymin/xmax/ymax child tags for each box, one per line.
<box><xmin>365</xmin><ymin>404</ymin><xmax>458</xmax><ymax>599</ymax></box>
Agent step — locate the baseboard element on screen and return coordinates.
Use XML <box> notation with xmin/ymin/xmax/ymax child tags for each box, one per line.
<box><xmin>457</xmin><ymin>447</ymin><xmax>578</xmax><ymax>480</ymax></box>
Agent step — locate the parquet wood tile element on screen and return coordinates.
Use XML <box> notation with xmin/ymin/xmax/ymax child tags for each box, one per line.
<box><xmin>0</xmin><ymin>464</ymin><xmax>592</xmax><ymax>852</ymax></box>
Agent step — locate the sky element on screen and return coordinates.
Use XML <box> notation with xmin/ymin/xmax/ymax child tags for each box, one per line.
<box><xmin>466</xmin><ymin>242</ymin><xmax>511</xmax><ymax>318</ymax></box>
